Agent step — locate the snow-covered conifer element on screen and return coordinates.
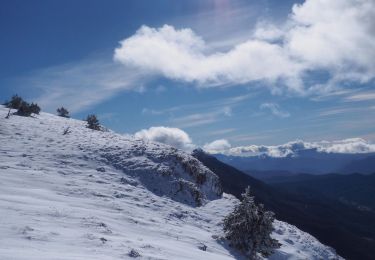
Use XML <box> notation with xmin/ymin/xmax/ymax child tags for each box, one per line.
<box><xmin>57</xmin><ymin>107</ymin><xmax>70</xmax><ymax>118</ymax></box>
<box><xmin>223</xmin><ymin>186</ymin><xmax>279</xmax><ymax>259</ymax></box>
<box><xmin>86</xmin><ymin>114</ymin><xmax>101</xmax><ymax>131</ymax></box>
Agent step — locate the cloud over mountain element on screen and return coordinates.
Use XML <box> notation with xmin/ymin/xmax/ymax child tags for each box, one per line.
<box><xmin>134</xmin><ymin>126</ymin><xmax>195</xmax><ymax>151</ymax></box>
<box><xmin>203</xmin><ymin>139</ymin><xmax>232</xmax><ymax>154</ymax></box>
<box><xmin>222</xmin><ymin>138</ymin><xmax>375</xmax><ymax>157</ymax></box>
<box><xmin>133</xmin><ymin>125</ymin><xmax>375</xmax><ymax>157</ymax></box>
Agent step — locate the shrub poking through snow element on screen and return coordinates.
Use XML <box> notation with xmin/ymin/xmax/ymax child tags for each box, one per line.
<box><xmin>29</xmin><ymin>103</ymin><xmax>40</xmax><ymax>115</ymax></box>
<box><xmin>198</xmin><ymin>243</ymin><xmax>207</xmax><ymax>251</ymax></box>
<box><xmin>16</xmin><ymin>101</ymin><xmax>32</xmax><ymax>116</ymax></box>
<box><xmin>16</xmin><ymin>101</ymin><xmax>41</xmax><ymax>117</ymax></box>
<box><xmin>62</xmin><ymin>127</ymin><xmax>71</xmax><ymax>135</ymax></box>
<box><xmin>57</xmin><ymin>107</ymin><xmax>70</xmax><ymax>118</ymax></box>
<box><xmin>5</xmin><ymin>108</ymin><xmax>11</xmax><ymax>119</ymax></box>
<box><xmin>128</xmin><ymin>249</ymin><xmax>141</xmax><ymax>258</ymax></box>
<box><xmin>86</xmin><ymin>114</ymin><xmax>101</xmax><ymax>131</ymax></box>
<box><xmin>223</xmin><ymin>186</ymin><xmax>279</xmax><ymax>259</ymax></box>
<box><xmin>4</xmin><ymin>94</ymin><xmax>23</xmax><ymax>109</ymax></box>
<box><xmin>4</xmin><ymin>95</ymin><xmax>40</xmax><ymax>117</ymax></box>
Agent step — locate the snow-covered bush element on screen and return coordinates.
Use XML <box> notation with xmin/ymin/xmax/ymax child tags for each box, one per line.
<box><xmin>223</xmin><ymin>186</ymin><xmax>279</xmax><ymax>259</ymax></box>
<box><xmin>86</xmin><ymin>114</ymin><xmax>101</xmax><ymax>131</ymax></box>
<box><xmin>57</xmin><ymin>107</ymin><xmax>70</xmax><ymax>118</ymax></box>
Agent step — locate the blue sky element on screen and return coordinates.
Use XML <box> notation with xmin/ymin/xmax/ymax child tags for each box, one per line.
<box><xmin>1</xmin><ymin>0</ymin><xmax>375</xmax><ymax>151</ymax></box>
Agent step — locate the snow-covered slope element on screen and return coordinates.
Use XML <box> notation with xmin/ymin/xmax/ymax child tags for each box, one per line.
<box><xmin>0</xmin><ymin>106</ymin><xmax>342</xmax><ymax>259</ymax></box>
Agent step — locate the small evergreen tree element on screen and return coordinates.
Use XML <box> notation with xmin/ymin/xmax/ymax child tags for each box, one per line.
<box><xmin>15</xmin><ymin>101</ymin><xmax>40</xmax><ymax>117</ymax></box>
<box><xmin>86</xmin><ymin>114</ymin><xmax>101</xmax><ymax>130</ymax></box>
<box><xmin>16</xmin><ymin>101</ymin><xmax>32</xmax><ymax>116</ymax></box>
<box><xmin>29</xmin><ymin>103</ymin><xmax>40</xmax><ymax>115</ymax></box>
<box><xmin>57</xmin><ymin>107</ymin><xmax>70</xmax><ymax>118</ymax></box>
<box><xmin>4</xmin><ymin>95</ymin><xmax>41</xmax><ymax>117</ymax></box>
<box><xmin>4</xmin><ymin>94</ymin><xmax>23</xmax><ymax>109</ymax></box>
<box><xmin>223</xmin><ymin>186</ymin><xmax>279</xmax><ymax>259</ymax></box>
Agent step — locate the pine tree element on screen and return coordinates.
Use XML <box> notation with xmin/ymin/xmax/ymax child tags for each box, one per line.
<box><xmin>4</xmin><ymin>94</ymin><xmax>23</xmax><ymax>109</ymax></box>
<box><xmin>15</xmin><ymin>101</ymin><xmax>40</xmax><ymax>117</ymax></box>
<box><xmin>16</xmin><ymin>101</ymin><xmax>32</xmax><ymax>117</ymax></box>
<box><xmin>4</xmin><ymin>95</ymin><xmax>41</xmax><ymax>117</ymax></box>
<box><xmin>57</xmin><ymin>107</ymin><xmax>70</xmax><ymax>118</ymax></box>
<box><xmin>29</xmin><ymin>103</ymin><xmax>40</xmax><ymax>115</ymax></box>
<box><xmin>223</xmin><ymin>186</ymin><xmax>279</xmax><ymax>259</ymax></box>
<box><xmin>86</xmin><ymin>114</ymin><xmax>101</xmax><ymax>130</ymax></box>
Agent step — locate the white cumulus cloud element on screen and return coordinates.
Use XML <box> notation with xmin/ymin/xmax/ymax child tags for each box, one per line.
<box><xmin>134</xmin><ymin>126</ymin><xmax>195</xmax><ymax>151</ymax></box>
<box><xmin>315</xmin><ymin>138</ymin><xmax>375</xmax><ymax>154</ymax></box>
<box><xmin>286</xmin><ymin>0</ymin><xmax>375</xmax><ymax>82</ymax></box>
<box><xmin>203</xmin><ymin>139</ymin><xmax>232</xmax><ymax>154</ymax></box>
<box><xmin>114</xmin><ymin>25</ymin><xmax>303</xmax><ymax>92</ymax></box>
<box><xmin>114</xmin><ymin>0</ymin><xmax>375</xmax><ymax>95</ymax></box>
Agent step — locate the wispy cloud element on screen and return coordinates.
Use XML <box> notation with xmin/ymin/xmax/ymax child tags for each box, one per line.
<box><xmin>318</xmin><ymin>108</ymin><xmax>354</xmax><ymax>117</ymax></box>
<box><xmin>166</xmin><ymin>0</ymin><xmax>264</xmax><ymax>50</ymax></box>
<box><xmin>317</xmin><ymin>106</ymin><xmax>366</xmax><ymax>117</ymax></box>
<box><xmin>208</xmin><ymin>128</ymin><xmax>236</xmax><ymax>136</ymax></box>
<box><xmin>344</xmin><ymin>92</ymin><xmax>375</xmax><ymax>102</ymax></box>
<box><xmin>141</xmin><ymin>93</ymin><xmax>253</xmax><ymax>117</ymax></box>
<box><xmin>310</xmin><ymin>88</ymin><xmax>358</xmax><ymax>102</ymax></box>
<box><xmin>170</xmin><ymin>107</ymin><xmax>232</xmax><ymax>128</ymax></box>
<box><xmin>229</xmin><ymin>127</ymin><xmax>302</xmax><ymax>143</ymax></box>
<box><xmin>141</xmin><ymin>108</ymin><xmax>167</xmax><ymax>116</ymax></box>
<box><xmin>230</xmin><ymin>133</ymin><xmax>274</xmax><ymax>143</ymax></box>
<box><xmin>260</xmin><ymin>103</ymin><xmax>290</xmax><ymax>118</ymax></box>
<box><xmin>14</xmin><ymin>56</ymin><xmax>148</xmax><ymax>113</ymax></box>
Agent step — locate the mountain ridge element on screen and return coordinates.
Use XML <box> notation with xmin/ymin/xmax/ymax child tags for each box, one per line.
<box><xmin>0</xmin><ymin>106</ymin><xmax>342</xmax><ymax>259</ymax></box>
<box><xmin>193</xmin><ymin>149</ymin><xmax>375</xmax><ymax>260</ymax></box>
<box><xmin>214</xmin><ymin>151</ymin><xmax>375</xmax><ymax>175</ymax></box>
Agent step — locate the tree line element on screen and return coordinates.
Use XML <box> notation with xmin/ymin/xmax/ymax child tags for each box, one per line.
<box><xmin>3</xmin><ymin>95</ymin><xmax>101</xmax><ymax>131</ymax></box>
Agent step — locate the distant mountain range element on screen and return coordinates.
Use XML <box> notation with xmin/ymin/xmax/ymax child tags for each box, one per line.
<box><xmin>214</xmin><ymin>150</ymin><xmax>375</xmax><ymax>175</ymax></box>
<box><xmin>193</xmin><ymin>149</ymin><xmax>375</xmax><ymax>260</ymax></box>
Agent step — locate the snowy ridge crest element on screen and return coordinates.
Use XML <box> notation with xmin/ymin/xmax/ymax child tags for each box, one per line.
<box><xmin>91</xmin><ymin>140</ymin><xmax>222</xmax><ymax>206</ymax></box>
<box><xmin>1</xmin><ymin>105</ymin><xmax>222</xmax><ymax>206</ymax></box>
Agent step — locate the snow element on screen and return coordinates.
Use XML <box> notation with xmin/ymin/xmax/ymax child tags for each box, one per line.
<box><xmin>0</xmin><ymin>106</ymin><xmax>342</xmax><ymax>259</ymax></box>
